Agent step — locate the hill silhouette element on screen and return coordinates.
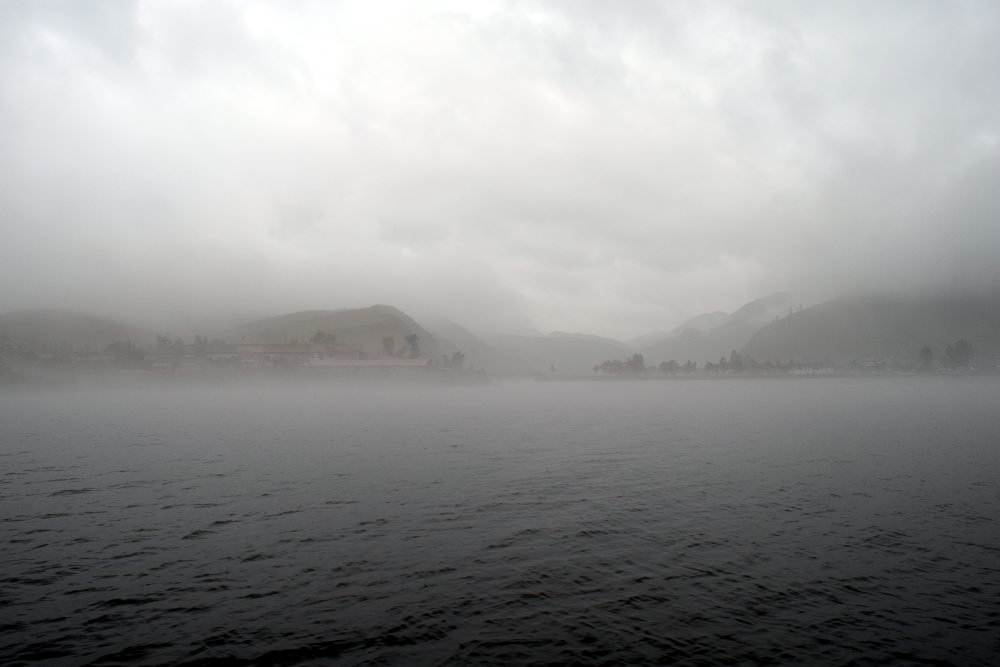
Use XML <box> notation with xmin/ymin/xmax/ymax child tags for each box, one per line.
<box><xmin>743</xmin><ymin>292</ymin><xmax>1000</xmax><ymax>365</ymax></box>
<box><xmin>231</xmin><ymin>305</ymin><xmax>441</xmax><ymax>359</ymax></box>
<box><xmin>0</xmin><ymin>309</ymin><xmax>153</xmax><ymax>348</ymax></box>
<box><xmin>639</xmin><ymin>293</ymin><xmax>792</xmax><ymax>365</ymax></box>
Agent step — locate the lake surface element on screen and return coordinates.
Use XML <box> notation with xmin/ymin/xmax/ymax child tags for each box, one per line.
<box><xmin>2</xmin><ymin>377</ymin><xmax>999</xmax><ymax>665</ymax></box>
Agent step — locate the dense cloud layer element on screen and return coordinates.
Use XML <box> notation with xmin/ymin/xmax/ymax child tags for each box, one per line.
<box><xmin>2</xmin><ymin>1</ymin><xmax>998</xmax><ymax>337</ymax></box>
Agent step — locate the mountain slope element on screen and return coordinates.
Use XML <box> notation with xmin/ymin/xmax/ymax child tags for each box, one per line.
<box><xmin>742</xmin><ymin>292</ymin><xmax>1000</xmax><ymax>365</ymax></box>
<box><xmin>629</xmin><ymin>311</ymin><xmax>728</xmax><ymax>350</ymax></box>
<box><xmin>231</xmin><ymin>305</ymin><xmax>441</xmax><ymax>359</ymax></box>
<box><xmin>0</xmin><ymin>309</ymin><xmax>153</xmax><ymax>348</ymax></box>
<box><xmin>640</xmin><ymin>293</ymin><xmax>792</xmax><ymax>365</ymax></box>
<box><xmin>418</xmin><ymin>315</ymin><xmax>499</xmax><ymax>368</ymax></box>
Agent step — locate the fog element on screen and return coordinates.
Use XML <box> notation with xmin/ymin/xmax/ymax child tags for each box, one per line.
<box><xmin>5</xmin><ymin>8</ymin><xmax>1000</xmax><ymax>663</ymax></box>
<box><xmin>2</xmin><ymin>1</ymin><xmax>1000</xmax><ymax>338</ymax></box>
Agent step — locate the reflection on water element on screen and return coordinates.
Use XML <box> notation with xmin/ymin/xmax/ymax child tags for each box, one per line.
<box><xmin>2</xmin><ymin>377</ymin><xmax>999</xmax><ymax>664</ymax></box>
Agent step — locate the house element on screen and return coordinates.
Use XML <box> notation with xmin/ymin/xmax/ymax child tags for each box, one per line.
<box><xmin>237</xmin><ymin>343</ymin><xmax>314</xmax><ymax>366</ymax></box>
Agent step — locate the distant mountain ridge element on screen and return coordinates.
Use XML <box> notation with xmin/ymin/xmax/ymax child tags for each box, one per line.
<box><xmin>0</xmin><ymin>309</ymin><xmax>153</xmax><ymax>348</ymax></box>
<box><xmin>628</xmin><ymin>312</ymin><xmax>728</xmax><ymax>350</ymax></box>
<box><xmin>549</xmin><ymin>331</ymin><xmax>627</xmax><ymax>347</ymax></box>
<box><xmin>418</xmin><ymin>315</ymin><xmax>500</xmax><ymax>369</ymax></box>
<box><xmin>743</xmin><ymin>292</ymin><xmax>1000</xmax><ymax>365</ymax></box>
<box><xmin>639</xmin><ymin>293</ymin><xmax>793</xmax><ymax>365</ymax></box>
<box><xmin>9</xmin><ymin>290</ymin><xmax>1000</xmax><ymax>374</ymax></box>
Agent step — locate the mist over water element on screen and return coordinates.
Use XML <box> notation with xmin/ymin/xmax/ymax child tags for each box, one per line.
<box><xmin>4</xmin><ymin>4</ymin><xmax>1000</xmax><ymax>664</ymax></box>
<box><xmin>2</xmin><ymin>377</ymin><xmax>998</xmax><ymax>665</ymax></box>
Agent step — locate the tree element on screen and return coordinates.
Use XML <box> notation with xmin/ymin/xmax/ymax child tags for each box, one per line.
<box><xmin>598</xmin><ymin>359</ymin><xmax>624</xmax><ymax>374</ymax></box>
<box><xmin>945</xmin><ymin>339</ymin><xmax>973</xmax><ymax>368</ymax></box>
<box><xmin>404</xmin><ymin>334</ymin><xmax>420</xmax><ymax>358</ymax></box>
<box><xmin>659</xmin><ymin>359</ymin><xmax>679</xmax><ymax>374</ymax></box>
<box><xmin>312</xmin><ymin>330</ymin><xmax>335</xmax><ymax>344</ymax></box>
<box><xmin>595</xmin><ymin>354</ymin><xmax>647</xmax><ymax>374</ymax></box>
<box><xmin>382</xmin><ymin>336</ymin><xmax>395</xmax><ymax>358</ymax></box>
<box><xmin>918</xmin><ymin>346</ymin><xmax>933</xmax><ymax>369</ymax></box>
<box><xmin>311</xmin><ymin>330</ymin><xmax>336</xmax><ymax>358</ymax></box>
<box><xmin>626</xmin><ymin>353</ymin><xmax>645</xmax><ymax>374</ymax></box>
<box><xmin>729</xmin><ymin>349</ymin><xmax>745</xmax><ymax>372</ymax></box>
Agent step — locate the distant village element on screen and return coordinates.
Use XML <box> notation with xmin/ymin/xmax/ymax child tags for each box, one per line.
<box><xmin>0</xmin><ymin>330</ymin><xmax>479</xmax><ymax>384</ymax></box>
<box><xmin>3</xmin><ymin>294</ymin><xmax>998</xmax><ymax>387</ymax></box>
<box><xmin>2</xmin><ymin>325</ymin><xmax>993</xmax><ymax>388</ymax></box>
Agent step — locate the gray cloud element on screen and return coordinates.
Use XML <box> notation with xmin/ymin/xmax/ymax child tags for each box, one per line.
<box><xmin>1</xmin><ymin>0</ymin><xmax>998</xmax><ymax>338</ymax></box>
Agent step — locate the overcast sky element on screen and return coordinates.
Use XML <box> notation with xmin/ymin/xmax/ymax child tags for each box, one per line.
<box><xmin>1</xmin><ymin>1</ymin><xmax>999</xmax><ymax>338</ymax></box>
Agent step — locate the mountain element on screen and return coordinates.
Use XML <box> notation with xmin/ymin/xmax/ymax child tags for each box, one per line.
<box><xmin>483</xmin><ymin>332</ymin><xmax>632</xmax><ymax>375</ymax></box>
<box><xmin>629</xmin><ymin>311</ymin><xmax>729</xmax><ymax>350</ymax></box>
<box><xmin>549</xmin><ymin>331</ymin><xmax>629</xmax><ymax>347</ymax></box>
<box><xmin>627</xmin><ymin>330</ymin><xmax>669</xmax><ymax>349</ymax></box>
<box><xmin>0</xmin><ymin>309</ymin><xmax>153</xmax><ymax>349</ymax></box>
<box><xmin>639</xmin><ymin>293</ymin><xmax>793</xmax><ymax>365</ymax></box>
<box><xmin>418</xmin><ymin>315</ymin><xmax>498</xmax><ymax>369</ymax></box>
<box><xmin>231</xmin><ymin>305</ymin><xmax>441</xmax><ymax>359</ymax></box>
<box><xmin>672</xmin><ymin>310</ymin><xmax>731</xmax><ymax>335</ymax></box>
<box><xmin>742</xmin><ymin>292</ymin><xmax>1000</xmax><ymax>366</ymax></box>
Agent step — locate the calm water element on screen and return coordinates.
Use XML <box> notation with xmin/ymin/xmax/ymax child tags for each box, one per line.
<box><xmin>1</xmin><ymin>377</ymin><xmax>999</xmax><ymax>665</ymax></box>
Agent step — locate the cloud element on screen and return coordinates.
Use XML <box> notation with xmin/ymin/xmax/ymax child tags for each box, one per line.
<box><xmin>1</xmin><ymin>0</ymin><xmax>999</xmax><ymax>338</ymax></box>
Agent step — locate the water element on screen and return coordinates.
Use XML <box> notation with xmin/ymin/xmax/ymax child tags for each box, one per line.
<box><xmin>2</xmin><ymin>377</ymin><xmax>999</xmax><ymax>665</ymax></box>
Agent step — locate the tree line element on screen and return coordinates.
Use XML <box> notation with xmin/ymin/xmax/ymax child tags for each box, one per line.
<box><xmin>594</xmin><ymin>338</ymin><xmax>980</xmax><ymax>376</ymax></box>
<box><xmin>919</xmin><ymin>339</ymin><xmax>973</xmax><ymax>369</ymax></box>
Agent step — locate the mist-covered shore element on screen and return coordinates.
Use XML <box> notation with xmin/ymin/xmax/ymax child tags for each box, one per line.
<box><xmin>4</xmin><ymin>289</ymin><xmax>1000</xmax><ymax>391</ymax></box>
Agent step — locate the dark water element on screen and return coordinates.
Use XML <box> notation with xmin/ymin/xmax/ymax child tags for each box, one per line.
<box><xmin>2</xmin><ymin>377</ymin><xmax>999</xmax><ymax>666</ymax></box>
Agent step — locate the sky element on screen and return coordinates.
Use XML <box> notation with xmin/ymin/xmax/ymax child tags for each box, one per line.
<box><xmin>1</xmin><ymin>0</ymin><xmax>999</xmax><ymax>339</ymax></box>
